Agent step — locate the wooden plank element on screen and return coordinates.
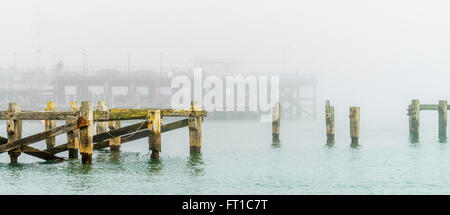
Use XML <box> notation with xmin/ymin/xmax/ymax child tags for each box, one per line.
<box><xmin>22</xmin><ymin>146</ymin><xmax>64</xmax><ymax>162</ymax></box>
<box><xmin>0</xmin><ymin>120</ymin><xmax>82</xmax><ymax>153</ymax></box>
<box><xmin>45</xmin><ymin>101</ymin><xmax>57</xmax><ymax>149</ymax></box>
<box><xmin>7</xmin><ymin>103</ymin><xmax>22</xmax><ymax>163</ymax></box>
<box><xmin>94</xmin><ymin>108</ymin><xmax>207</xmax><ymax>121</ymax></box>
<box><xmin>420</xmin><ymin>104</ymin><xmax>438</xmax><ymax>111</ymax></box>
<box><xmin>2</xmin><ymin>111</ymin><xmax>79</xmax><ymax>120</ymax></box>
<box><xmin>0</xmin><ymin>136</ymin><xmax>7</xmax><ymax>145</ymax></box>
<box><xmin>96</xmin><ymin>119</ymin><xmax>189</xmax><ymax>150</ymax></box>
<box><xmin>47</xmin><ymin>119</ymin><xmax>188</xmax><ymax>153</ymax></box>
<box><xmin>79</xmin><ymin>101</ymin><xmax>94</xmax><ymax>164</ymax></box>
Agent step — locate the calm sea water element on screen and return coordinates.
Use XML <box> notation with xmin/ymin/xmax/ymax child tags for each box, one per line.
<box><xmin>1</xmin><ymin>117</ymin><xmax>450</xmax><ymax>194</ymax></box>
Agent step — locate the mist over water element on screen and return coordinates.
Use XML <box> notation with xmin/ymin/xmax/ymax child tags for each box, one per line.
<box><xmin>1</xmin><ymin>0</ymin><xmax>450</xmax><ymax>194</ymax></box>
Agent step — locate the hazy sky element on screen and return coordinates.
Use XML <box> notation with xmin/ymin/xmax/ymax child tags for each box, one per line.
<box><xmin>2</xmin><ymin>0</ymin><xmax>450</xmax><ymax>127</ymax></box>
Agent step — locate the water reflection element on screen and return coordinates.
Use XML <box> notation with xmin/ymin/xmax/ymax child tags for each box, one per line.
<box><xmin>109</xmin><ymin>151</ymin><xmax>121</xmax><ymax>163</ymax></box>
<box><xmin>148</xmin><ymin>158</ymin><xmax>163</xmax><ymax>174</ymax></box>
<box><xmin>409</xmin><ymin>136</ymin><xmax>419</xmax><ymax>144</ymax></box>
<box><xmin>65</xmin><ymin>160</ymin><xmax>94</xmax><ymax>191</ymax></box>
<box><xmin>5</xmin><ymin>163</ymin><xmax>25</xmax><ymax>178</ymax></box>
<box><xmin>325</xmin><ymin>141</ymin><xmax>335</xmax><ymax>148</ymax></box>
<box><xmin>326</xmin><ymin>139</ymin><xmax>335</xmax><ymax>146</ymax></box>
<box><xmin>186</xmin><ymin>154</ymin><xmax>204</xmax><ymax>177</ymax></box>
<box><xmin>66</xmin><ymin>160</ymin><xmax>93</xmax><ymax>175</ymax></box>
<box><xmin>271</xmin><ymin>141</ymin><xmax>281</xmax><ymax>148</ymax></box>
<box><xmin>350</xmin><ymin>143</ymin><xmax>360</xmax><ymax>149</ymax></box>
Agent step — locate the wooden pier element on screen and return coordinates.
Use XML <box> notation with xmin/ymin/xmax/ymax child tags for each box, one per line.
<box><xmin>0</xmin><ymin>101</ymin><xmax>206</xmax><ymax>164</ymax></box>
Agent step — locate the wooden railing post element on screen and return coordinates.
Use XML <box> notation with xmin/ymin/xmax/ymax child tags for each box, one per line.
<box><xmin>272</xmin><ymin>102</ymin><xmax>281</xmax><ymax>143</ymax></box>
<box><xmin>80</xmin><ymin>101</ymin><xmax>94</xmax><ymax>164</ymax></box>
<box><xmin>408</xmin><ymin>99</ymin><xmax>420</xmax><ymax>141</ymax></box>
<box><xmin>189</xmin><ymin>101</ymin><xmax>202</xmax><ymax>155</ymax></box>
<box><xmin>325</xmin><ymin>100</ymin><xmax>335</xmax><ymax>144</ymax></box>
<box><xmin>349</xmin><ymin>107</ymin><xmax>360</xmax><ymax>145</ymax></box>
<box><xmin>439</xmin><ymin>100</ymin><xmax>447</xmax><ymax>140</ymax></box>
<box><xmin>67</xmin><ymin>102</ymin><xmax>80</xmax><ymax>159</ymax></box>
<box><xmin>108</xmin><ymin>120</ymin><xmax>121</xmax><ymax>152</ymax></box>
<box><xmin>7</xmin><ymin>103</ymin><xmax>22</xmax><ymax>163</ymax></box>
<box><xmin>148</xmin><ymin>110</ymin><xmax>161</xmax><ymax>159</ymax></box>
<box><xmin>45</xmin><ymin>101</ymin><xmax>56</xmax><ymax>149</ymax></box>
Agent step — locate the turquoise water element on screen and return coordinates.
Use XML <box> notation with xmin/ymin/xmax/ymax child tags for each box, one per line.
<box><xmin>1</xmin><ymin>118</ymin><xmax>450</xmax><ymax>194</ymax></box>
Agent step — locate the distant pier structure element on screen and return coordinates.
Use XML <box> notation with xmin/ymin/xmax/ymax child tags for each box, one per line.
<box><xmin>0</xmin><ymin>61</ymin><xmax>317</xmax><ymax>120</ymax></box>
<box><xmin>51</xmin><ymin>69</ymin><xmax>172</xmax><ymax>108</ymax></box>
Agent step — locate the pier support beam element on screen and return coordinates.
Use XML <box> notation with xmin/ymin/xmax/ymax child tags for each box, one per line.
<box><xmin>7</xmin><ymin>103</ymin><xmax>22</xmax><ymax>163</ymax></box>
<box><xmin>189</xmin><ymin>102</ymin><xmax>202</xmax><ymax>155</ymax></box>
<box><xmin>272</xmin><ymin>102</ymin><xmax>281</xmax><ymax>143</ymax></box>
<box><xmin>439</xmin><ymin>100</ymin><xmax>447</xmax><ymax>141</ymax></box>
<box><xmin>325</xmin><ymin>100</ymin><xmax>335</xmax><ymax>144</ymax></box>
<box><xmin>349</xmin><ymin>107</ymin><xmax>360</xmax><ymax>145</ymax></box>
<box><xmin>80</xmin><ymin>101</ymin><xmax>94</xmax><ymax>164</ymax></box>
<box><xmin>45</xmin><ymin>101</ymin><xmax>56</xmax><ymax>149</ymax></box>
<box><xmin>96</xmin><ymin>101</ymin><xmax>108</xmax><ymax>149</ymax></box>
<box><xmin>67</xmin><ymin>102</ymin><xmax>80</xmax><ymax>159</ymax></box>
<box><xmin>108</xmin><ymin>121</ymin><xmax>121</xmax><ymax>152</ymax></box>
<box><xmin>148</xmin><ymin>110</ymin><xmax>161</xmax><ymax>159</ymax></box>
<box><xmin>408</xmin><ymin>99</ymin><xmax>420</xmax><ymax>141</ymax></box>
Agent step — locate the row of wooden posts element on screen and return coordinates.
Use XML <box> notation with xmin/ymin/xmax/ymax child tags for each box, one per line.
<box><xmin>271</xmin><ymin>100</ymin><xmax>360</xmax><ymax>145</ymax></box>
<box><xmin>272</xmin><ymin>99</ymin><xmax>450</xmax><ymax>144</ymax></box>
<box><xmin>0</xmin><ymin>101</ymin><xmax>207</xmax><ymax>164</ymax></box>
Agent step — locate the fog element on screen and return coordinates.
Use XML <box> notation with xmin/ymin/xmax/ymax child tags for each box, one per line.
<box><xmin>1</xmin><ymin>0</ymin><xmax>450</xmax><ymax>128</ymax></box>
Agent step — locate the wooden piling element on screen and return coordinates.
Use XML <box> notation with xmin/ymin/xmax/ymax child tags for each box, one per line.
<box><xmin>67</xmin><ymin>102</ymin><xmax>80</xmax><ymax>159</ymax></box>
<box><xmin>189</xmin><ymin>101</ymin><xmax>202</xmax><ymax>154</ymax></box>
<box><xmin>45</xmin><ymin>101</ymin><xmax>56</xmax><ymax>149</ymax></box>
<box><xmin>325</xmin><ymin>100</ymin><xmax>335</xmax><ymax>144</ymax></box>
<box><xmin>349</xmin><ymin>107</ymin><xmax>360</xmax><ymax>144</ymax></box>
<box><xmin>7</xmin><ymin>103</ymin><xmax>22</xmax><ymax>163</ymax></box>
<box><xmin>148</xmin><ymin>110</ymin><xmax>161</xmax><ymax>159</ymax></box>
<box><xmin>96</xmin><ymin>101</ymin><xmax>108</xmax><ymax>149</ymax></box>
<box><xmin>408</xmin><ymin>99</ymin><xmax>420</xmax><ymax>140</ymax></box>
<box><xmin>79</xmin><ymin>101</ymin><xmax>94</xmax><ymax>164</ymax></box>
<box><xmin>272</xmin><ymin>102</ymin><xmax>281</xmax><ymax>143</ymax></box>
<box><xmin>439</xmin><ymin>100</ymin><xmax>447</xmax><ymax>140</ymax></box>
<box><xmin>108</xmin><ymin>120</ymin><xmax>121</xmax><ymax>152</ymax></box>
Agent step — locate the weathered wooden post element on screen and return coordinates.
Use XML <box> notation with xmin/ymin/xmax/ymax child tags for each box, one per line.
<box><xmin>148</xmin><ymin>110</ymin><xmax>161</xmax><ymax>159</ymax></box>
<box><xmin>79</xmin><ymin>101</ymin><xmax>94</xmax><ymax>164</ymax></box>
<box><xmin>7</xmin><ymin>103</ymin><xmax>22</xmax><ymax>163</ymax></box>
<box><xmin>325</xmin><ymin>100</ymin><xmax>335</xmax><ymax>144</ymax></box>
<box><xmin>96</xmin><ymin>101</ymin><xmax>108</xmax><ymax>147</ymax></box>
<box><xmin>108</xmin><ymin>120</ymin><xmax>121</xmax><ymax>152</ymax></box>
<box><xmin>439</xmin><ymin>100</ymin><xmax>447</xmax><ymax>140</ymax></box>
<box><xmin>349</xmin><ymin>107</ymin><xmax>360</xmax><ymax>145</ymax></box>
<box><xmin>272</xmin><ymin>102</ymin><xmax>281</xmax><ymax>143</ymax></box>
<box><xmin>45</xmin><ymin>101</ymin><xmax>56</xmax><ymax>149</ymax></box>
<box><xmin>408</xmin><ymin>99</ymin><xmax>420</xmax><ymax>141</ymax></box>
<box><xmin>67</xmin><ymin>102</ymin><xmax>80</xmax><ymax>159</ymax></box>
<box><xmin>189</xmin><ymin>101</ymin><xmax>202</xmax><ymax>154</ymax></box>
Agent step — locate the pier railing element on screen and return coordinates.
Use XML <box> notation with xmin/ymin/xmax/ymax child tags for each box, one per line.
<box><xmin>0</xmin><ymin>101</ymin><xmax>206</xmax><ymax>164</ymax></box>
